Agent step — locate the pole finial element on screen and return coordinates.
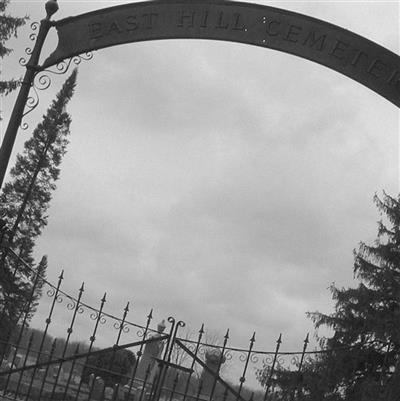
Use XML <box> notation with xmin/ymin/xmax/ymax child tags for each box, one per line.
<box><xmin>45</xmin><ymin>0</ymin><xmax>59</xmax><ymax>20</ymax></box>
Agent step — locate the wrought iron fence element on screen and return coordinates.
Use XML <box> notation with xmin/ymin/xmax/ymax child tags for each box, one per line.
<box><xmin>0</xmin><ymin>237</ymin><xmax>396</xmax><ymax>401</ymax></box>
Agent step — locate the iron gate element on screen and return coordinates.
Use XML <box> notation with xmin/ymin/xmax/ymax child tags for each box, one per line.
<box><xmin>0</xmin><ymin>240</ymin><xmax>395</xmax><ymax>401</ymax></box>
<box><xmin>0</xmin><ymin>316</ymin><xmax>256</xmax><ymax>401</ymax></box>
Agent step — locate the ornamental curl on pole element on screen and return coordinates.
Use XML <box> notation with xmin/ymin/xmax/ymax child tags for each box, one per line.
<box><xmin>19</xmin><ymin>72</ymin><xmax>52</xmax><ymax>129</ymax></box>
<box><xmin>17</xmin><ymin>21</ymin><xmax>94</xmax><ymax>130</ymax></box>
<box><xmin>19</xmin><ymin>21</ymin><xmax>40</xmax><ymax>66</ymax></box>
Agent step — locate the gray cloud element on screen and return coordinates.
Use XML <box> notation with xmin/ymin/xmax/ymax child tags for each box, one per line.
<box><xmin>4</xmin><ymin>1</ymin><xmax>399</xmax><ymax>353</ymax></box>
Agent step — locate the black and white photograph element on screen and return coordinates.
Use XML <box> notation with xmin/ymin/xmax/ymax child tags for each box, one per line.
<box><xmin>0</xmin><ymin>1</ymin><xmax>399</xmax><ymax>400</ymax></box>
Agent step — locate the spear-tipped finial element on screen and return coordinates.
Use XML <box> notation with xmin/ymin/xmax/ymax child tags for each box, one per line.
<box><xmin>199</xmin><ymin>323</ymin><xmax>205</xmax><ymax>334</ymax></box>
<box><xmin>304</xmin><ymin>333</ymin><xmax>310</xmax><ymax>345</ymax></box>
<box><xmin>45</xmin><ymin>0</ymin><xmax>59</xmax><ymax>20</ymax></box>
<box><xmin>303</xmin><ymin>333</ymin><xmax>310</xmax><ymax>349</ymax></box>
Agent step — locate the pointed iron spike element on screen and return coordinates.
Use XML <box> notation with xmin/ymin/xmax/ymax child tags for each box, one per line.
<box><xmin>199</xmin><ymin>323</ymin><xmax>205</xmax><ymax>334</ymax></box>
<box><xmin>250</xmin><ymin>332</ymin><xmax>256</xmax><ymax>343</ymax></box>
<box><xmin>101</xmin><ymin>293</ymin><xmax>107</xmax><ymax>303</ymax></box>
<box><xmin>147</xmin><ymin>309</ymin><xmax>153</xmax><ymax>319</ymax></box>
<box><xmin>59</xmin><ymin>270</ymin><xmax>64</xmax><ymax>280</ymax></box>
<box><xmin>124</xmin><ymin>302</ymin><xmax>130</xmax><ymax>312</ymax></box>
<box><xmin>224</xmin><ymin>329</ymin><xmax>230</xmax><ymax>339</ymax></box>
<box><xmin>277</xmin><ymin>333</ymin><xmax>282</xmax><ymax>344</ymax></box>
<box><xmin>304</xmin><ymin>333</ymin><xmax>310</xmax><ymax>344</ymax></box>
<box><xmin>79</xmin><ymin>282</ymin><xmax>85</xmax><ymax>292</ymax></box>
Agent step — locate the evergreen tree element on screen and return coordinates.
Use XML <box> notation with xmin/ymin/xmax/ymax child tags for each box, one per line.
<box><xmin>257</xmin><ymin>193</ymin><xmax>400</xmax><ymax>400</ymax></box>
<box><xmin>0</xmin><ymin>0</ymin><xmax>28</xmax><ymax>96</ymax></box>
<box><xmin>30</xmin><ymin>255</ymin><xmax>47</xmax><ymax>317</ymax></box>
<box><xmin>0</xmin><ymin>69</ymin><xmax>78</xmax><ymax>354</ymax></box>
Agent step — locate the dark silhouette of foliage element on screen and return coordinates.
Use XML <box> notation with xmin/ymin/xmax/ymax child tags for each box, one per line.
<box><xmin>256</xmin><ymin>193</ymin><xmax>400</xmax><ymax>400</ymax></box>
<box><xmin>0</xmin><ymin>70</ymin><xmax>78</xmax><ymax>355</ymax></box>
<box><xmin>82</xmin><ymin>348</ymin><xmax>136</xmax><ymax>388</ymax></box>
<box><xmin>0</xmin><ymin>0</ymin><xmax>28</xmax><ymax>97</ymax></box>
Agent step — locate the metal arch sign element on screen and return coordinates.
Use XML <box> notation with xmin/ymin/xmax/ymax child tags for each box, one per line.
<box><xmin>1</xmin><ymin>1</ymin><xmax>400</xmax><ymax>191</ymax></box>
<box><xmin>43</xmin><ymin>0</ymin><xmax>400</xmax><ymax>107</ymax></box>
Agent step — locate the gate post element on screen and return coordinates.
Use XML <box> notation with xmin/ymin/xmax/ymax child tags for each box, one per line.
<box><xmin>151</xmin><ymin>318</ymin><xmax>185</xmax><ymax>401</ymax></box>
<box><xmin>0</xmin><ymin>0</ymin><xmax>57</xmax><ymax>189</ymax></box>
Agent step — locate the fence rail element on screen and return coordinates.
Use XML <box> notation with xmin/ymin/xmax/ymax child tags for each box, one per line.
<box><xmin>0</xmin><ymin>233</ymin><xmax>395</xmax><ymax>401</ymax></box>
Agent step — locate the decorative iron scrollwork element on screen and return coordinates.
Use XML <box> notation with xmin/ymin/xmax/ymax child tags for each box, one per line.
<box><xmin>224</xmin><ymin>349</ymin><xmax>233</xmax><ymax>362</ymax></box>
<box><xmin>113</xmin><ymin>320</ymin><xmax>130</xmax><ymax>333</ymax></box>
<box><xmin>276</xmin><ymin>354</ymin><xmax>285</xmax><ymax>368</ymax></box>
<box><xmin>19</xmin><ymin>22</ymin><xmax>40</xmax><ymax>67</ymax></box>
<box><xmin>45</xmin><ymin>52</ymin><xmax>93</xmax><ymax>75</ymax></box>
<box><xmin>238</xmin><ymin>351</ymin><xmax>248</xmax><ymax>363</ymax></box>
<box><xmin>67</xmin><ymin>300</ymin><xmax>76</xmax><ymax>311</ymax></box>
<box><xmin>250</xmin><ymin>351</ymin><xmax>260</xmax><ymax>364</ymax></box>
<box><xmin>56</xmin><ymin>294</ymin><xmax>64</xmax><ymax>304</ymax></box>
<box><xmin>90</xmin><ymin>311</ymin><xmax>99</xmax><ymax>321</ymax></box>
<box><xmin>137</xmin><ymin>327</ymin><xmax>145</xmax><ymax>338</ymax></box>
<box><xmin>18</xmin><ymin>22</ymin><xmax>94</xmax><ymax>130</ymax></box>
<box><xmin>29</xmin><ymin>21</ymin><xmax>40</xmax><ymax>41</ymax></box>
<box><xmin>20</xmin><ymin>85</ymin><xmax>39</xmax><ymax>130</ymax></box>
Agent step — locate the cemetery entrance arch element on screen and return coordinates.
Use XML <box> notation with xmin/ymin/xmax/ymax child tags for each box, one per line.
<box><xmin>1</xmin><ymin>0</ymin><xmax>399</xmax><ymax>187</ymax></box>
<box><xmin>43</xmin><ymin>0</ymin><xmax>400</xmax><ymax>107</ymax></box>
<box><xmin>0</xmin><ymin>2</ymin><xmax>399</xmax><ymax>400</ymax></box>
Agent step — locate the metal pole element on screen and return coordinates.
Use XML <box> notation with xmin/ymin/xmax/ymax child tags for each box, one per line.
<box><xmin>0</xmin><ymin>0</ymin><xmax>58</xmax><ymax>189</ymax></box>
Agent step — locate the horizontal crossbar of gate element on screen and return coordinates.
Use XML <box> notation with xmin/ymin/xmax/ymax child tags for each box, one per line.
<box><xmin>0</xmin><ymin>333</ymin><xmax>169</xmax><ymax>376</ymax></box>
<box><xmin>175</xmin><ymin>339</ymin><xmax>248</xmax><ymax>401</ymax></box>
<box><xmin>152</xmin><ymin>357</ymin><xmax>194</xmax><ymax>375</ymax></box>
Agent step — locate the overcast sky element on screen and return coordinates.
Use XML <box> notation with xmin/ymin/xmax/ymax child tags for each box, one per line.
<box><xmin>2</xmin><ymin>0</ymin><xmax>399</xmax><ymax>361</ymax></box>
